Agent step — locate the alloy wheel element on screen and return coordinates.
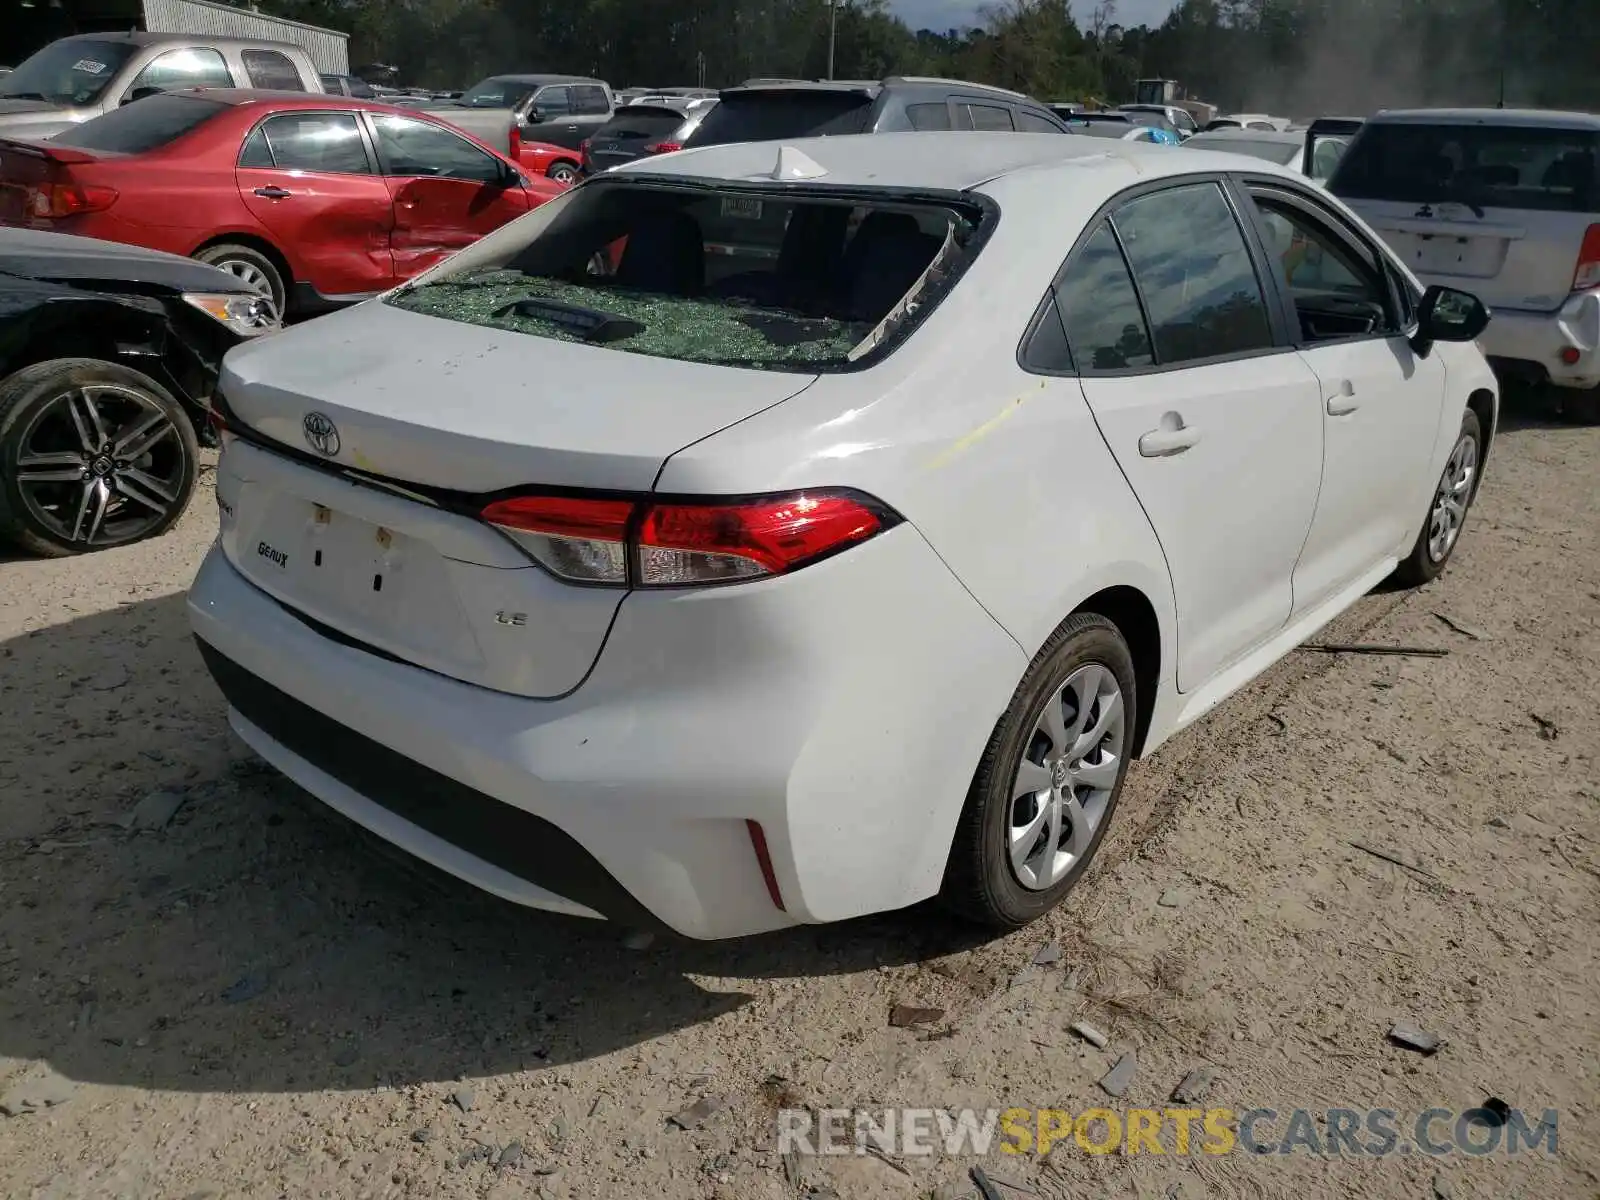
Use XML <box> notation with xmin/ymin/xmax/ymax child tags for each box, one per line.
<box><xmin>1427</xmin><ymin>430</ymin><xmax>1477</xmax><ymax>563</ymax></box>
<box><xmin>11</xmin><ymin>384</ymin><xmax>189</xmax><ymax>547</ymax></box>
<box><xmin>213</xmin><ymin>258</ymin><xmax>282</xmax><ymax>326</ymax></box>
<box><xmin>1009</xmin><ymin>662</ymin><xmax>1127</xmax><ymax>891</ymax></box>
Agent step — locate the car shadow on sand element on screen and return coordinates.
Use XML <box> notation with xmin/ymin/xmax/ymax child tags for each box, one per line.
<box><xmin>0</xmin><ymin>590</ymin><xmax>990</xmax><ymax>1096</ymax></box>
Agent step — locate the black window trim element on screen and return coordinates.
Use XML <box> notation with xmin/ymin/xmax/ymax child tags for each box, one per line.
<box><xmin>240</xmin><ymin>109</ymin><xmax>381</xmax><ymax>175</ymax></box>
<box><xmin>365</xmin><ymin>110</ymin><xmax>506</xmax><ymax>183</ymax></box>
<box><xmin>119</xmin><ymin>43</ymin><xmax>236</xmax><ymax>102</ymax></box>
<box><xmin>1018</xmin><ymin>171</ymin><xmax>1295</xmax><ymax>379</ymax></box>
<box><xmin>1235</xmin><ymin>174</ymin><xmax>1413</xmax><ymax>350</ymax></box>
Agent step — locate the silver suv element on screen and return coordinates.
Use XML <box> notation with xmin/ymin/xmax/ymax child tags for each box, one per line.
<box><xmin>1330</xmin><ymin>108</ymin><xmax>1600</xmax><ymax>422</ymax></box>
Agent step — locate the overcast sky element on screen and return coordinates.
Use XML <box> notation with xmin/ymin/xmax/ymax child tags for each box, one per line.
<box><xmin>886</xmin><ymin>0</ymin><xmax>1178</xmax><ymax>33</ymax></box>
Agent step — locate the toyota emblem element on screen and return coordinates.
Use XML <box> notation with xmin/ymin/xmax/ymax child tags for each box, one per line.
<box><xmin>302</xmin><ymin>412</ymin><xmax>340</xmax><ymax>457</ymax></box>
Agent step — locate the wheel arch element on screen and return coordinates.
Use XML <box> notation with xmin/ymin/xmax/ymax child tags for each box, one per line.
<box><xmin>1074</xmin><ymin>584</ymin><xmax>1162</xmax><ymax>757</ymax></box>
<box><xmin>1467</xmin><ymin>386</ymin><xmax>1496</xmax><ymax>470</ymax></box>
<box><xmin>190</xmin><ymin>232</ymin><xmax>296</xmax><ymax>291</ymax></box>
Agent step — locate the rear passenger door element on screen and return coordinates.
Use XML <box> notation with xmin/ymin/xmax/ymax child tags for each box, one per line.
<box><xmin>1237</xmin><ymin>180</ymin><xmax>1447</xmax><ymax>610</ymax></box>
<box><xmin>961</xmin><ymin>101</ymin><xmax>1014</xmax><ymax>132</ymax></box>
<box><xmin>236</xmin><ymin>111</ymin><xmax>397</xmax><ymax>297</ymax></box>
<box><xmin>368</xmin><ymin>112</ymin><xmax>534</xmax><ymax>278</ymax></box>
<box><xmin>1058</xmin><ymin>179</ymin><xmax>1325</xmax><ymax>691</ymax></box>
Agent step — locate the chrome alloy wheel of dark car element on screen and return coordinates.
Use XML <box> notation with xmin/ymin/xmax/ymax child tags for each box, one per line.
<box><xmin>12</xmin><ymin>382</ymin><xmax>190</xmax><ymax>547</ymax></box>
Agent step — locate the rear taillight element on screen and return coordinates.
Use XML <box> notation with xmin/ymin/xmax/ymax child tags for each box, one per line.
<box><xmin>479</xmin><ymin>489</ymin><xmax>896</xmax><ymax>588</ymax></box>
<box><xmin>508</xmin><ymin>125</ymin><xmax>523</xmax><ymax>162</ymax></box>
<box><xmin>27</xmin><ymin>180</ymin><xmax>118</xmax><ymax>219</ymax></box>
<box><xmin>1574</xmin><ymin>224</ymin><xmax>1600</xmax><ymax>291</ymax></box>
<box><xmin>644</xmin><ymin>141</ymin><xmax>682</xmax><ymax>154</ymax></box>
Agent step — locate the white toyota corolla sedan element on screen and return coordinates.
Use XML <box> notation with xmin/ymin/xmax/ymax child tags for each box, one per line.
<box><xmin>188</xmin><ymin>132</ymin><xmax>1498</xmax><ymax>939</ymax></box>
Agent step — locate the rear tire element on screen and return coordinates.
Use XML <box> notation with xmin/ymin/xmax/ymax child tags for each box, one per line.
<box><xmin>941</xmin><ymin>613</ymin><xmax>1136</xmax><ymax>929</ymax></box>
<box><xmin>1557</xmin><ymin>384</ymin><xmax>1600</xmax><ymax>425</ymax></box>
<box><xmin>1392</xmin><ymin>407</ymin><xmax>1482</xmax><ymax>587</ymax></box>
<box><xmin>0</xmin><ymin>358</ymin><xmax>198</xmax><ymax>557</ymax></box>
<box><xmin>547</xmin><ymin>160</ymin><xmax>580</xmax><ymax>185</ymax></box>
<box><xmin>193</xmin><ymin>242</ymin><xmax>286</xmax><ymax>323</ymax></box>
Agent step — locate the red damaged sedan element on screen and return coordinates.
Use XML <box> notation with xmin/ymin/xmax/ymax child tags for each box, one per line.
<box><xmin>0</xmin><ymin>90</ymin><xmax>566</xmax><ymax>320</ymax></box>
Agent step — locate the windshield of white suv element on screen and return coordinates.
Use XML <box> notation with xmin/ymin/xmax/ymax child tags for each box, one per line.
<box><xmin>0</xmin><ymin>40</ymin><xmax>136</xmax><ymax>105</ymax></box>
<box><xmin>386</xmin><ymin>181</ymin><xmax>986</xmax><ymax>371</ymax></box>
<box><xmin>1331</xmin><ymin>123</ymin><xmax>1600</xmax><ymax>213</ymax></box>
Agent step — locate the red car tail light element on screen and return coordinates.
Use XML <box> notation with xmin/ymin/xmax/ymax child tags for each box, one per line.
<box><xmin>478</xmin><ymin>489</ymin><xmax>897</xmax><ymax>587</ymax></box>
<box><xmin>508</xmin><ymin>124</ymin><xmax>523</xmax><ymax>162</ymax></box>
<box><xmin>1573</xmin><ymin>224</ymin><xmax>1600</xmax><ymax>291</ymax></box>
<box><xmin>637</xmin><ymin>493</ymin><xmax>884</xmax><ymax>584</ymax></box>
<box><xmin>644</xmin><ymin>141</ymin><xmax>683</xmax><ymax>154</ymax></box>
<box><xmin>27</xmin><ymin>180</ymin><xmax>118</xmax><ymax>219</ymax></box>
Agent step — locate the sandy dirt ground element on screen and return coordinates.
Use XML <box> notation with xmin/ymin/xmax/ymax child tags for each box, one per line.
<box><xmin>0</xmin><ymin>412</ymin><xmax>1596</xmax><ymax>1200</ymax></box>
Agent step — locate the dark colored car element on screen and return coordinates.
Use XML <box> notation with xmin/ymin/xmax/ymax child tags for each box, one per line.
<box><xmin>683</xmin><ymin>76</ymin><xmax>1071</xmax><ymax>149</ymax></box>
<box><xmin>0</xmin><ymin>227</ymin><xmax>273</xmax><ymax>556</ymax></box>
<box><xmin>320</xmin><ymin>73</ymin><xmax>377</xmax><ymax>98</ymax></box>
<box><xmin>583</xmin><ymin>99</ymin><xmax>717</xmax><ymax>173</ymax></box>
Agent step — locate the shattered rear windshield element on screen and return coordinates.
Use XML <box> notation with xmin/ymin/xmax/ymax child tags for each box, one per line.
<box><xmin>386</xmin><ymin>180</ymin><xmax>988</xmax><ymax>371</ymax></box>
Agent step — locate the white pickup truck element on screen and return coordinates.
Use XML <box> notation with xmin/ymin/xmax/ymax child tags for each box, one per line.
<box><xmin>0</xmin><ymin>31</ymin><xmax>322</xmax><ymax>141</ymax></box>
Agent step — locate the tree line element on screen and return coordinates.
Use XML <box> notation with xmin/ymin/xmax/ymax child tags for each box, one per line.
<box><xmin>257</xmin><ymin>0</ymin><xmax>1591</xmax><ymax>116</ymax></box>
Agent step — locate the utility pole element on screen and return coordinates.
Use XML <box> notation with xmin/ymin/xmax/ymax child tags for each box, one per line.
<box><xmin>827</xmin><ymin>0</ymin><xmax>838</xmax><ymax>81</ymax></box>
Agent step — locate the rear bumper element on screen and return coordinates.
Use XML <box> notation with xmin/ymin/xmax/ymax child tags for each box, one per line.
<box><xmin>188</xmin><ymin>524</ymin><xmax>1025</xmax><ymax>940</ymax></box>
<box><xmin>1481</xmin><ymin>289</ymin><xmax>1600</xmax><ymax>389</ymax></box>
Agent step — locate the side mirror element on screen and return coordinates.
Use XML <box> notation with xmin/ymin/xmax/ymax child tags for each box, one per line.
<box><xmin>526</xmin><ymin>105</ymin><xmax>545</xmax><ymax>123</ymax></box>
<box><xmin>1411</xmin><ymin>284</ymin><xmax>1490</xmax><ymax>356</ymax></box>
<box><xmin>124</xmin><ymin>85</ymin><xmax>165</xmax><ymax>106</ymax></box>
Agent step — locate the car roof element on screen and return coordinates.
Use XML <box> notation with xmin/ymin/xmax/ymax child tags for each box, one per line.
<box><xmin>613</xmin><ymin>130</ymin><xmax>1293</xmax><ymax>192</ymax></box>
<box><xmin>718</xmin><ymin>76</ymin><xmax>1033</xmax><ymax>103</ymax></box>
<box><xmin>58</xmin><ymin>30</ymin><xmax>306</xmax><ymax>51</ymax></box>
<box><xmin>1367</xmin><ymin>107</ymin><xmax>1600</xmax><ymax>130</ymax></box>
<box><xmin>1187</xmin><ymin>127</ymin><xmax>1301</xmax><ymax>145</ymax></box>
<box><xmin>480</xmin><ymin>74</ymin><xmax>605</xmax><ymax>86</ymax></box>
<box><xmin>178</xmin><ymin>87</ymin><xmax>420</xmax><ymax>111</ymax></box>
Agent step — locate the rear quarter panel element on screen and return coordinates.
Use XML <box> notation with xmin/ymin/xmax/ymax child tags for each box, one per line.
<box><xmin>654</xmin><ymin>163</ymin><xmax>1175</xmax><ymax>674</ymax></box>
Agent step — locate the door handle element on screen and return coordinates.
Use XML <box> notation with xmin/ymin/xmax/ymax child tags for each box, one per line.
<box><xmin>1326</xmin><ymin>378</ymin><xmax>1359</xmax><ymax>416</ymax></box>
<box><xmin>253</xmin><ymin>186</ymin><xmax>292</xmax><ymax>199</ymax></box>
<box><xmin>1138</xmin><ymin>414</ymin><xmax>1201</xmax><ymax>457</ymax></box>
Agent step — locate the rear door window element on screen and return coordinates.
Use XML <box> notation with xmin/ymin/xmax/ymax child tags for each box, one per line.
<box><xmin>259</xmin><ymin>112</ymin><xmax>371</xmax><ymax>174</ymax></box>
<box><xmin>964</xmin><ymin>103</ymin><xmax>1014</xmax><ymax>131</ymax></box>
<box><xmin>1017</xmin><ymin>110</ymin><xmax>1062</xmax><ymax>133</ymax></box>
<box><xmin>128</xmin><ymin>46</ymin><xmax>233</xmax><ymax>93</ymax></box>
<box><xmin>242</xmin><ymin>49</ymin><xmax>305</xmax><ymax>91</ymax></box>
<box><xmin>1057</xmin><ymin>223</ymin><xmax>1155</xmax><ymax>371</ymax></box>
<box><xmin>1331</xmin><ymin>122</ymin><xmax>1600</xmax><ymax>213</ymax></box>
<box><xmin>906</xmin><ymin>102</ymin><xmax>951</xmax><ymax>131</ymax></box>
<box><xmin>1110</xmin><ymin>183</ymin><xmax>1275</xmax><ymax>364</ymax></box>
<box><xmin>51</xmin><ymin>93</ymin><xmax>227</xmax><ymax>153</ymax></box>
<box><xmin>686</xmin><ymin>92</ymin><xmax>875</xmax><ymax>147</ymax></box>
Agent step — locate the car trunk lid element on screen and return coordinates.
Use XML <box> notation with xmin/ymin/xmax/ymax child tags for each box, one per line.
<box><xmin>213</xmin><ymin>299</ymin><xmax>819</xmax><ymax>698</ymax></box>
<box><xmin>0</xmin><ymin>137</ymin><xmax>99</xmax><ymax>225</ymax></box>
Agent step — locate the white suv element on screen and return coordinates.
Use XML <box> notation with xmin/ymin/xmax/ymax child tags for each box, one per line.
<box><xmin>1330</xmin><ymin>108</ymin><xmax>1600</xmax><ymax>422</ymax></box>
<box><xmin>189</xmin><ymin>134</ymin><xmax>1498</xmax><ymax>939</ymax></box>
